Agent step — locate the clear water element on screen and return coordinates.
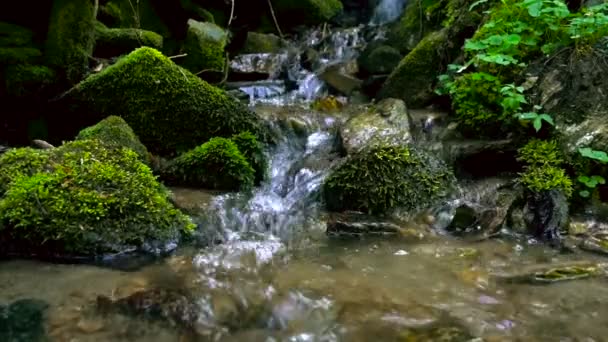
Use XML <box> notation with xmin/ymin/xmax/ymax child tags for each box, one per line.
<box><xmin>2</xmin><ymin>107</ymin><xmax>608</xmax><ymax>341</ymax></box>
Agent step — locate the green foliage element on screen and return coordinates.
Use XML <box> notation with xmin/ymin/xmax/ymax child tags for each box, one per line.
<box><xmin>568</xmin><ymin>3</ymin><xmax>608</xmax><ymax>48</ymax></box>
<box><xmin>4</xmin><ymin>64</ymin><xmax>56</xmax><ymax>97</ymax></box>
<box><xmin>94</xmin><ymin>21</ymin><xmax>163</xmax><ymax>58</ymax></box>
<box><xmin>579</xmin><ymin>147</ymin><xmax>608</xmax><ymax>163</ymax></box>
<box><xmin>576</xmin><ymin>147</ymin><xmax>608</xmax><ymax>198</ymax></box>
<box><xmin>46</xmin><ymin>0</ymin><xmax>96</xmax><ymax>84</ymax></box>
<box><xmin>515</xmin><ymin>110</ymin><xmax>555</xmax><ymax>132</ymax></box>
<box><xmin>0</xmin><ymin>22</ymin><xmax>33</xmax><ymax>47</ymax></box>
<box><xmin>0</xmin><ymin>148</ymin><xmax>49</xmax><ymax>195</ymax></box>
<box><xmin>231</xmin><ymin>131</ymin><xmax>267</xmax><ymax>184</ymax></box>
<box><xmin>76</xmin><ymin>116</ymin><xmax>149</xmax><ymax>163</ymax></box>
<box><xmin>0</xmin><ymin>140</ymin><xmax>195</xmax><ymax>255</ymax></box>
<box><xmin>517</xmin><ymin>139</ymin><xmax>563</xmax><ymax>166</ymax></box>
<box><xmin>163</xmin><ymin>137</ymin><xmax>255</xmax><ymax>191</ymax></box>
<box><xmin>181</xmin><ymin>20</ymin><xmax>227</xmax><ymax>73</ymax></box>
<box><xmin>71</xmin><ymin>47</ymin><xmax>268</xmax><ymax>156</ymax></box>
<box><xmin>519</xmin><ymin>165</ymin><xmax>573</xmax><ymax>197</ymax></box>
<box><xmin>324</xmin><ymin>145</ymin><xmax>455</xmax><ymax>215</ymax></box>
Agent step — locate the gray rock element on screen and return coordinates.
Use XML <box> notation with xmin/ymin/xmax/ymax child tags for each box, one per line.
<box><xmin>339</xmin><ymin>98</ymin><xmax>412</xmax><ymax>155</ymax></box>
<box><xmin>229</xmin><ymin>53</ymin><xmax>288</xmax><ymax>81</ymax></box>
<box><xmin>319</xmin><ymin>64</ymin><xmax>363</xmax><ymax>95</ymax></box>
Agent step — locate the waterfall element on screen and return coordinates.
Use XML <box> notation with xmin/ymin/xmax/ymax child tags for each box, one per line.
<box><xmin>371</xmin><ymin>0</ymin><xmax>407</xmax><ymax>25</ymax></box>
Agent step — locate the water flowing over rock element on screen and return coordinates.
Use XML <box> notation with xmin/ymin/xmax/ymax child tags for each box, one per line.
<box><xmin>371</xmin><ymin>0</ymin><xmax>407</xmax><ymax>24</ymax></box>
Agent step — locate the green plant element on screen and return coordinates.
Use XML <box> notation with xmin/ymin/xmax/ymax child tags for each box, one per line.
<box><xmin>517</xmin><ymin>139</ymin><xmax>563</xmax><ymax>166</ymax></box>
<box><xmin>163</xmin><ymin>137</ymin><xmax>255</xmax><ymax>191</ymax></box>
<box><xmin>568</xmin><ymin>3</ymin><xmax>608</xmax><ymax>48</ymax></box>
<box><xmin>576</xmin><ymin>147</ymin><xmax>608</xmax><ymax>198</ymax></box>
<box><xmin>515</xmin><ymin>106</ymin><xmax>555</xmax><ymax>132</ymax></box>
<box><xmin>324</xmin><ymin>145</ymin><xmax>455</xmax><ymax>215</ymax></box>
<box><xmin>520</xmin><ymin>165</ymin><xmax>573</xmax><ymax>197</ymax></box>
<box><xmin>0</xmin><ymin>148</ymin><xmax>49</xmax><ymax>195</ymax></box>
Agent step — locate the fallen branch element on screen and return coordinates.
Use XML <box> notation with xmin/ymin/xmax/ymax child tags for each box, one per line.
<box><xmin>267</xmin><ymin>0</ymin><xmax>283</xmax><ymax>38</ymax></box>
<box><xmin>168</xmin><ymin>53</ymin><xmax>188</xmax><ymax>59</ymax></box>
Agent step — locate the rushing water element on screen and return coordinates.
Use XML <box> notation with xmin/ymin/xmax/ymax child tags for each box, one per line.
<box><xmin>2</xmin><ymin>107</ymin><xmax>608</xmax><ymax>341</ymax></box>
<box><xmin>371</xmin><ymin>0</ymin><xmax>408</xmax><ymax>25</ymax></box>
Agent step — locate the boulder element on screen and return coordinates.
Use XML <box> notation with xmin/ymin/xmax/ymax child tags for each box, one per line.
<box><xmin>94</xmin><ymin>21</ymin><xmax>163</xmax><ymax>58</ymax></box>
<box><xmin>229</xmin><ymin>53</ymin><xmax>288</xmax><ymax>81</ymax></box>
<box><xmin>358</xmin><ymin>44</ymin><xmax>402</xmax><ymax>76</ymax></box>
<box><xmin>181</xmin><ymin>20</ymin><xmax>227</xmax><ymax>74</ymax></box>
<box><xmin>0</xmin><ymin>139</ymin><xmax>195</xmax><ymax>256</ymax></box>
<box><xmin>0</xmin><ymin>22</ymin><xmax>33</xmax><ymax>47</ymax></box>
<box><xmin>99</xmin><ymin>0</ymin><xmax>171</xmax><ymax>39</ymax></box>
<box><xmin>64</xmin><ymin>47</ymin><xmax>268</xmax><ymax>156</ymax></box>
<box><xmin>522</xmin><ymin>189</ymin><xmax>570</xmax><ymax>243</ymax></box>
<box><xmin>339</xmin><ymin>98</ymin><xmax>412</xmax><ymax>155</ymax></box>
<box><xmin>241</xmin><ymin>32</ymin><xmax>284</xmax><ymax>54</ymax></box>
<box><xmin>319</xmin><ymin>63</ymin><xmax>363</xmax><ymax>95</ymax></box>
<box><xmin>0</xmin><ymin>299</ymin><xmax>49</xmax><ymax>342</ymax></box>
<box><xmin>324</xmin><ymin>145</ymin><xmax>455</xmax><ymax>215</ymax></box>
<box><xmin>45</xmin><ymin>0</ymin><xmax>96</xmax><ymax>84</ymax></box>
<box><xmin>3</xmin><ymin>64</ymin><xmax>56</xmax><ymax>98</ymax></box>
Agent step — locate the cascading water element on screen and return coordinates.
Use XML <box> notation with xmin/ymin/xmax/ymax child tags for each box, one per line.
<box><xmin>370</xmin><ymin>0</ymin><xmax>407</xmax><ymax>25</ymax></box>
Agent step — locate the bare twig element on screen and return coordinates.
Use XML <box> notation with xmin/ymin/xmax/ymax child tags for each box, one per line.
<box><xmin>267</xmin><ymin>0</ymin><xmax>284</xmax><ymax>38</ymax></box>
<box><xmin>228</xmin><ymin>0</ymin><xmax>236</xmax><ymax>27</ymax></box>
<box><xmin>220</xmin><ymin>52</ymin><xmax>230</xmax><ymax>86</ymax></box>
<box><xmin>168</xmin><ymin>53</ymin><xmax>188</xmax><ymax>59</ymax></box>
<box><xmin>93</xmin><ymin>0</ymin><xmax>99</xmax><ymax>18</ymax></box>
<box><xmin>195</xmin><ymin>68</ymin><xmax>219</xmax><ymax>76</ymax></box>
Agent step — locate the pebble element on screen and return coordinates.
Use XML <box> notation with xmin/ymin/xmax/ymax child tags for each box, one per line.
<box><xmin>77</xmin><ymin>318</ymin><xmax>105</xmax><ymax>333</ymax></box>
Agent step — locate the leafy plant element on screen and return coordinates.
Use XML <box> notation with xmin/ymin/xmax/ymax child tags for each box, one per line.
<box><xmin>520</xmin><ymin>165</ymin><xmax>573</xmax><ymax>197</ymax></box>
<box><xmin>578</xmin><ymin>175</ymin><xmax>606</xmax><ymax>198</ymax></box>
<box><xmin>517</xmin><ymin>139</ymin><xmax>563</xmax><ymax>166</ymax></box>
<box><xmin>515</xmin><ymin>111</ymin><xmax>555</xmax><ymax>132</ymax></box>
<box><xmin>576</xmin><ymin>147</ymin><xmax>608</xmax><ymax>198</ymax></box>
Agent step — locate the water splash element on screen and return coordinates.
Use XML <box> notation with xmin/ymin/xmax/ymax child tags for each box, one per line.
<box><xmin>371</xmin><ymin>0</ymin><xmax>407</xmax><ymax>24</ymax></box>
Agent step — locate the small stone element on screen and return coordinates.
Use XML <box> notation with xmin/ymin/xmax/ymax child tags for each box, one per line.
<box><xmin>394</xmin><ymin>250</ymin><xmax>409</xmax><ymax>256</ymax></box>
<box><xmin>77</xmin><ymin>318</ymin><xmax>105</xmax><ymax>333</ymax></box>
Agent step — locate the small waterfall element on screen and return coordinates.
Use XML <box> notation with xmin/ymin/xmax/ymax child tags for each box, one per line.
<box><xmin>371</xmin><ymin>0</ymin><xmax>407</xmax><ymax>25</ymax></box>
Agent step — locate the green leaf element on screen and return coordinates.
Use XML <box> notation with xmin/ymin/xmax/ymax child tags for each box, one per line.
<box><xmin>526</xmin><ymin>1</ymin><xmax>543</xmax><ymax>17</ymax></box>
<box><xmin>578</xmin><ymin>175</ymin><xmax>590</xmax><ymax>183</ymax></box>
<box><xmin>464</xmin><ymin>40</ymin><xmax>488</xmax><ymax>51</ymax></box>
<box><xmin>579</xmin><ymin>148</ymin><xmax>608</xmax><ymax>163</ymax></box>
<box><xmin>486</xmin><ymin>35</ymin><xmax>504</xmax><ymax>45</ymax></box>
<box><xmin>517</xmin><ymin>112</ymin><xmax>539</xmax><ymax>120</ymax></box>
<box><xmin>580</xmin><ymin>190</ymin><xmax>591</xmax><ymax>198</ymax></box>
<box><xmin>539</xmin><ymin>114</ymin><xmax>555</xmax><ymax>126</ymax></box>
<box><xmin>505</xmin><ymin>34</ymin><xmax>522</xmax><ymax>45</ymax></box>
<box><xmin>592</xmin><ymin>175</ymin><xmax>606</xmax><ymax>184</ymax></box>
<box><xmin>533</xmin><ymin>117</ymin><xmax>543</xmax><ymax>131</ymax></box>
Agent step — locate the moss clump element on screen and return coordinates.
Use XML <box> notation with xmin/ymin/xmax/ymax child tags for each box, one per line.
<box><xmin>517</xmin><ymin>139</ymin><xmax>563</xmax><ymax>166</ymax></box>
<box><xmin>378</xmin><ymin>30</ymin><xmax>448</xmax><ymax>108</ymax></box>
<box><xmin>274</xmin><ymin>0</ymin><xmax>343</xmax><ymax>27</ymax></box>
<box><xmin>94</xmin><ymin>21</ymin><xmax>163</xmax><ymax>58</ymax></box>
<box><xmin>4</xmin><ymin>64</ymin><xmax>56</xmax><ymax>97</ymax></box>
<box><xmin>0</xmin><ymin>140</ymin><xmax>194</xmax><ymax>255</ymax></box>
<box><xmin>76</xmin><ymin>116</ymin><xmax>149</xmax><ymax>163</ymax></box>
<box><xmin>181</xmin><ymin>20</ymin><xmax>227</xmax><ymax>74</ymax></box>
<box><xmin>242</xmin><ymin>32</ymin><xmax>283</xmax><ymax>54</ymax></box>
<box><xmin>358</xmin><ymin>45</ymin><xmax>402</xmax><ymax>76</ymax></box>
<box><xmin>0</xmin><ymin>148</ymin><xmax>49</xmax><ymax>195</ymax></box>
<box><xmin>0</xmin><ymin>22</ymin><xmax>34</xmax><ymax>47</ymax></box>
<box><xmin>520</xmin><ymin>166</ymin><xmax>573</xmax><ymax>198</ymax></box>
<box><xmin>163</xmin><ymin>137</ymin><xmax>254</xmax><ymax>191</ymax></box>
<box><xmin>70</xmin><ymin>47</ymin><xmax>268</xmax><ymax>156</ymax></box>
<box><xmin>0</xmin><ymin>47</ymin><xmax>41</xmax><ymax>64</ymax></box>
<box><xmin>45</xmin><ymin>0</ymin><xmax>96</xmax><ymax>84</ymax></box>
<box><xmin>231</xmin><ymin>131</ymin><xmax>267</xmax><ymax>184</ymax></box>
<box><xmin>324</xmin><ymin>145</ymin><xmax>455</xmax><ymax>215</ymax></box>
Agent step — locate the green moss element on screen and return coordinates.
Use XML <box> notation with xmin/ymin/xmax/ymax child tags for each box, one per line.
<box><xmin>94</xmin><ymin>21</ymin><xmax>163</xmax><ymax>58</ymax></box>
<box><xmin>378</xmin><ymin>29</ymin><xmax>448</xmax><ymax>108</ymax></box>
<box><xmin>0</xmin><ymin>148</ymin><xmax>49</xmax><ymax>195</ymax></box>
<box><xmin>0</xmin><ymin>22</ymin><xmax>33</xmax><ymax>47</ymax></box>
<box><xmin>0</xmin><ymin>47</ymin><xmax>41</xmax><ymax>64</ymax></box>
<box><xmin>517</xmin><ymin>139</ymin><xmax>563</xmax><ymax>166</ymax></box>
<box><xmin>45</xmin><ymin>0</ymin><xmax>96</xmax><ymax>84</ymax></box>
<box><xmin>274</xmin><ymin>0</ymin><xmax>343</xmax><ymax>27</ymax></box>
<box><xmin>101</xmin><ymin>0</ymin><xmax>171</xmax><ymax>38</ymax></box>
<box><xmin>181</xmin><ymin>20</ymin><xmax>226</xmax><ymax>73</ymax></box>
<box><xmin>0</xmin><ymin>139</ymin><xmax>194</xmax><ymax>255</ymax></box>
<box><xmin>242</xmin><ymin>32</ymin><xmax>283</xmax><ymax>54</ymax></box>
<box><xmin>4</xmin><ymin>64</ymin><xmax>56</xmax><ymax>97</ymax></box>
<box><xmin>76</xmin><ymin>116</ymin><xmax>149</xmax><ymax>163</ymax></box>
<box><xmin>324</xmin><ymin>145</ymin><xmax>455</xmax><ymax>215</ymax></box>
<box><xmin>70</xmin><ymin>47</ymin><xmax>268</xmax><ymax>156</ymax></box>
<box><xmin>231</xmin><ymin>131</ymin><xmax>267</xmax><ymax>184</ymax></box>
<box><xmin>358</xmin><ymin>45</ymin><xmax>402</xmax><ymax>75</ymax></box>
<box><xmin>387</xmin><ymin>0</ymin><xmax>447</xmax><ymax>54</ymax></box>
<box><xmin>163</xmin><ymin>137</ymin><xmax>254</xmax><ymax>191</ymax></box>
<box><xmin>520</xmin><ymin>165</ymin><xmax>573</xmax><ymax>197</ymax></box>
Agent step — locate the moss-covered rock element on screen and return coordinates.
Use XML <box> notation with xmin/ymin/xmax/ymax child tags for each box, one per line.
<box><xmin>181</xmin><ymin>20</ymin><xmax>227</xmax><ymax>74</ymax></box>
<box><xmin>324</xmin><ymin>145</ymin><xmax>455</xmax><ymax>215</ymax></box>
<box><xmin>94</xmin><ymin>21</ymin><xmax>163</xmax><ymax>58</ymax></box>
<box><xmin>45</xmin><ymin>0</ymin><xmax>96</xmax><ymax>84</ymax></box>
<box><xmin>0</xmin><ymin>139</ymin><xmax>194</xmax><ymax>256</ymax></box>
<box><xmin>162</xmin><ymin>137</ymin><xmax>255</xmax><ymax>191</ymax></box>
<box><xmin>100</xmin><ymin>0</ymin><xmax>171</xmax><ymax>38</ymax></box>
<box><xmin>387</xmin><ymin>0</ymin><xmax>446</xmax><ymax>55</ymax></box>
<box><xmin>241</xmin><ymin>32</ymin><xmax>283</xmax><ymax>54</ymax></box>
<box><xmin>231</xmin><ymin>131</ymin><xmax>267</xmax><ymax>184</ymax></box>
<box><xmin>378</xmin><ymin>29</ymin><xmax>448</xmax><ymax>108</ymax></box>
<box><xmin>76</xmin><ymin>116</ymin><xmax>149</xmax><ymax>163</ymax></box>
<box><xmin>0</xmin><ymin>148</ymin><xmax>48</xmax><ymax>195</ymax></box>
<box><xmin>4</xmin><ymin>64</ymin><xmax>56</xmax><ymax>97</ymax></box>
<box><xmin>358</xmin><ymin>45</ymin><xmax>402</xmax><ymax>76</ymax></box>
<box><xmin>274</xmin><ymin>0</ymin><xmax>343</xmax><ymax>27</ymax></box>
<box><xmin>0</xmin><ymin>22</ymin><xmax>33</xmax><ymax>47</ymax></box>
<box><xmin>68</xmin><ymin>47</ymin><xmax>268</xmax><ymax>156</ymax></box>
<box><xmin>0</xmin><ymin>47</ymin><xmax>41</xmax><ymax>65</ymax></box>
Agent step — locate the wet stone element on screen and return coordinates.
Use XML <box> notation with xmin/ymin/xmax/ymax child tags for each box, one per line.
<box><xmin>493</xmin><ymin>262</ymin><xmax>606</xmax><ymax>285</ymax></box>
<box><xmin>0</xmin><ymin>299</ymin><xmax>49</xmax><ymax>342</ymax></box>
<box><xmin>326</xmin><ymin>212</ymin><xmax>402</xmax><ymax>237</ymax></box>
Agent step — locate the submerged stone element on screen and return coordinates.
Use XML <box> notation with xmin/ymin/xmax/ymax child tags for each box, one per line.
<box><xmin>0</xmin><ymin>299</ymin><xmax>49</xmax><ymax>342</ymax></box>
<box><xmin>494</xmin><ymin>262</ymin><xmax>606</xmax><ymax>284</ymax></box>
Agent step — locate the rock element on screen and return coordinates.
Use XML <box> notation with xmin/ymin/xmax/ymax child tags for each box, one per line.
<box><xmin>361</xmin><ymin>74</ymin><xmax>388</xmax><ymax>98</ymax></box>
<box><xmin>0</xmin><ymin>139</ymin><xmax>194</xmax><ymax>256</ymax></box>
<box><xmin>561</xmin><ymin>116</ymin><xmax>608</xmax><ymax>158</ymax></box>
<box><xmin>327</xmin><ymin>212</ymin><xmax>401</xmax><ymax>237</ymax></box>
<box><xmin>162</xmin><ymin>137</ymin><xmax>255</xmax><ymax>191</ymax></box>
<box><xmin>241</xmin><ymin>32</ymin><xmax>284</xmax><ymax>54</ymax></box>
<box><xmin>324</xmin><ymin>145</ymin><xmax>455</xmax><ymax>215</ymax></box>
<box><xmin>94</xmin><ymin>21</ymin><xmax>163</xmax><ymax>58</ymax></box>
<box><xmin>64</xmin><ymin>47</ymin><xmax>268</xmax><ymax>156</ymax></box>
<box><xmin>339</xmin><ymin>98</ymin><xmax>412</xmax><ymax>155</ymax></box>
<box><xmin>46</xmin><ymin>0</ymin><xmax>96</xmax><ymax>84</ymax></box>
<box><xmin>75</xmin><ymin>116</ymin><xmax>150</xmax><ymax>163</ymax></box>
<box><xmin>378</xmin><ymin>29</ymin><xmax>448</xmax><ymax>108</ymax></box>
<box><xmin>229</xmin><ymin>53</ymin><xmax>288</xmax><ymax>81</ymax></box>
<box><xmin>358</xmin><ymin>44</ymin><xmax>402</xmax><ymax>76</ymax></box>
<box><xmin>386</xmin><ymin>0</ymin><xmax>442</xmax><ymax>55</ymax></box>
<box><xmin>523</xmin><ymin>189</ymin><xmax>570</xmax><ymax>243</ymax></box>
<box><xmin>580</xmin><ymin>234</ymin><xmax>608</xmax><ymax>256</ymax></box>
<box><xmin>31</xmin><ymin>139</ymin><xmax>54</xmax><ymax>150</ymax></box>
<box><xmin>273</xmin><ymin>0</ymin><xmax>344</xmax><ymax>27</ymax></box>
<box><xmin>0</xmin><ymin>299</ymin><xmax>49</xmax><ymax>342</ymax></box>
<box><xmin>494</xmin><ymin>262</ymin><xmax>606</xmax><ymax>284</ymax></box>
<box><xmin>447</xmin><ymin>205</ymin><xmax>479</xmax><ymax>235</ymax></box>
<box><xmin>181</xmin><ymin>20</ymin><xmax>227</xmax><ymax>74</ymax></box>
<box><xmin>319</xmin><ymin>64</ymin><xmax>363</xmax><ymax>95</ymax></box>
<box><xmin>3</xmin><ymin>64</ymin><xmax>56</xmax><ymax>98</ymax></box>
<box><xmin>438</xmin><ymin>139</ymin><xmax>521</xmax><ymax>178</ymax></box>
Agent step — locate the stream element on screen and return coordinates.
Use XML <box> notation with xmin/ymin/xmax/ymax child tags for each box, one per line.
<box><xmin>2</xmin><ymin>106</ymin><xmax>608</xmax><ymax>341</ymax></box>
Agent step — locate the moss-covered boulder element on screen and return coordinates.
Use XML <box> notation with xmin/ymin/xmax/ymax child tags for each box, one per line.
<box><xmin>0</xmin><ymin>147</ymin><xmax>48</xmax><ymax>195</ymax></box>
<box><xmin>45</xmin><ymin>0</ymin><xmax>96</xmax><ymax>84</ymax></box>
<box><xmin>241</xmin><ymin>32</ymin><xmax>284</xmax><ymax>54</ymax></box>
<box><xmin>99</xmin><ymin>0</ymin><xmax>171</xmax><ymax>39</ymax></box>
<box><xmin>0</xmin><ymin>139</ymin><xmax>194</xmax><ymax>256</ymax></box>
<box><xmin>0</xmin><ymin>47</ymin><xmax>41</xmax><ymax>65</ymax></box>
<box><xmin>67</xmin><ymin>47</ymin><xmax>268</xmax><ymax>156</ymax></box>
<box><xmin>76</xmin><ymin>116</ymin><xmax>149</xmax><ymax>163</ymax></box>
<box><xmin>274</xmin><ymin>0</ymin><xmax>343</xmax><ymax>27</ymax></box>
<box><xmin>181</xmin><ymin>20</ymin><xmax>227</xmax><ymax>74</ymax></box>
<box><xmin>94</xmin><ymin>21</ymin><xmax>163</xmax><ymax>58</ymax></box>
<box><xmin>324</xmin><ymin>145</ymin><xmax>455</xmax><ymax>215</ymax></box>
<box><xmin>386</xmin><ymin>0</ymin><xmax>445</xmax><ymax>55</ymax></box>
<box><xmin>0</xmin><ymin>22</ymin><xmax>34</xmax><ymax>47</ymax></box>
<box><xmin>4</xmin><ymin>64</ymin><xmax>56</xmax><ymax>97</ymax></box>
<box><xmin>162</xmin><ymin>137</ymin><xmax>255</xmax><ymax>191</ymax></box>
<box><xmin>358</xmin><ymin>45</ymin><xmax>402</xmax><ymax>76</ymax></box>
<box><xmin>231</xmin><ymin>131</ymin><xmax>267</xmax><ymax>184</ymax></box>
<box><xmin>378</xmin><ymin>29</ymin><xmax>448</xmax><ymax>108</ymax></box>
